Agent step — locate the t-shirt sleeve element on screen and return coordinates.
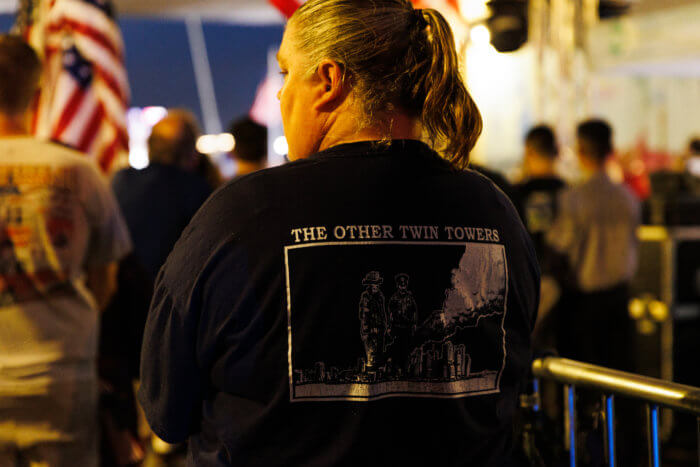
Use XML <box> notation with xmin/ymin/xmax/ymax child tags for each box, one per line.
<box><xmin>138</xmin><ymin>270</ymin><xmax>204</xmax><ymax>443</ymax></box>
<box><xmin>137</xmin><ymin>177</ymin><xmax>247</xmax><ymax>442</ymax></box>
<box><xmin>80</xmin><ymin>162</ymin><xmax>132</xmax><ymax>266</ymax></box>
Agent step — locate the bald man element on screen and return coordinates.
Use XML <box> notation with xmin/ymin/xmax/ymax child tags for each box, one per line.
<box><xmin>112</xmin><ymin>109</ymin><xmax>212</xmax><ymax>282</ymax></box>
<box><xmin>147</xmin><ymin>110</ymin><xmax>201</xmax><ymax>169</ymax></box>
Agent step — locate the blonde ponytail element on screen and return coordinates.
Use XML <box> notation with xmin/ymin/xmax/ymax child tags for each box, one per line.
<box><xmin>419</xmin><ymin>9</ymin><xmax>482</xmax><ymax>168</ymax></box>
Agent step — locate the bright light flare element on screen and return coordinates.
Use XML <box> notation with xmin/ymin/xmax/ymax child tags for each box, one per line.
<box><xmin>129</xmin><ymin>146</ymin><xmax>149</xmax><ymax>170</ymax></box>
<box><xmin>628</xmin><ymin>298</ymin><xmax>645</xmax><ymax>320</ymax></box>
<box><xmin>196</xmin><ymin>133</ymin><xmax>236</xmax><ymax>155</ymax></box>
<box><xmin>273</xmin><ymin>136</ymin><xmax>289</xmax><ymax>156</ymax></box>
<box><xmin>470</xmin><ymin>24</ymin><xmax>491</xmax><ymax>47</ymax></box>
<box><xmin>142</xmin><ymin>106</ymin><xmax>168</xmax><ymax>127</ymax></box>
<box><xmin>648</xmin><ymin>301</ymin><xmax>669</xmax><ymax>322</ymax></box>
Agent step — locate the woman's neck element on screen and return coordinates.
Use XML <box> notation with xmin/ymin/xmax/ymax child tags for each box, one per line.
<box><xmin>318</xmin><ymin>109</ymin><xmax>423</xmax><ymax>153</ymax></box>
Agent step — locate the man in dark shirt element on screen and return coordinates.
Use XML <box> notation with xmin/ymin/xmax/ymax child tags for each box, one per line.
<box><xmin>515</xmin><ymin>125</ymin><xmax>565</xmax><ymax>261</ymax></box>
<box><xmin>515</xmin><ymin>126</ymin><xmax>565</xmax><ymax>351</ymax></box>
<box><xmin>112</xmin><ymin>110</ymin><xmax>212</xmax><ymax>282</ymax></box>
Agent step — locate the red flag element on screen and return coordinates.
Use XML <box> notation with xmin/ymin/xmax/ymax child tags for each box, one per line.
<box><xmin>269</xmin><ymin>0</ymin><xmax>304</xmax><ymax>18</ymax></box>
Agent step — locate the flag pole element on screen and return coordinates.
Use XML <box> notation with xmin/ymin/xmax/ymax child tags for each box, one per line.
<box><xmin>185</xmin><ymin>15</ymin><xmax>222</xmax><ymax>135</ymax></box>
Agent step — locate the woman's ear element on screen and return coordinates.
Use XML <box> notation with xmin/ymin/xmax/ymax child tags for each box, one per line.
<box><xmin>313</xmin><ymin>59</ymin><xmax>345</xmax><ymax>111</ymax></box>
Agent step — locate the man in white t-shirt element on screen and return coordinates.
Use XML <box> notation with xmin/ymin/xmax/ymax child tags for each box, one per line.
<box><xmin>0</xmin><ymin>34</ymin><xmax>131</xmax><ymax>467</ymax></box>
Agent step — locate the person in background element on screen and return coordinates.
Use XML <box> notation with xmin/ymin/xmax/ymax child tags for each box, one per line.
<box><xmin>227</xmin><ymin>116</ymin><xmax>268</xmax><ymax>177</ymax></box>
<box><xmin>0</xmin><ymin>34</ymin><xmax>131</xmax><ymax>467</ymax></box>
<box><xmin>648</xmin><ymin>137</ymin><xmax>700</xmax><ymax>201</ymax></box>
<box><xmin>112</xmin><ymin>109</ymin><xmax>212</xmax><ymax>283</ymax></box>
<box><xmin>111</xmin><ymin>109</ymin><xmax>212</xmax><ymax>461</ymax></box>
<box><xmin>546</xmin><ymin>119</ymin><xmax>640</xmax><ymax>369</ymax></box>
<box><xmin>516</xmin><ymin>125</ymin><xmax>565</xmax><ymax>258</ymax></box>
<box><xmin>138</xmin><ymin>1</ymin><xmax>539</xmax><ymax>465</ymax></box>
<box><xmin>513</xmin><ymin>125</ymin><xmax>566</xmax><ymax>435</ymax></box>
<box><xmin>515</xmin><ymin>125</ymin><xmax>565</xmax><ymax>349</ymax></box>
<box><xmin>546</xmin><ymin>118</ymin><xmax>642</xmax><ymax>465</ymax></box>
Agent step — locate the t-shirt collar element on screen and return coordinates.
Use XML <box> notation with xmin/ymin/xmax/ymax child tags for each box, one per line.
<box><xmin>310</xmin><ymin>139</ymin><xmax>434</xmax><ymax>160</ymax></box>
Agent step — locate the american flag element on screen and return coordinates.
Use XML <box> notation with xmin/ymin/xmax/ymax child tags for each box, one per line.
<box><xmin>16</xmin><ymin>0</ymin><xmax>130</xmax><ymax>173</ymax></box>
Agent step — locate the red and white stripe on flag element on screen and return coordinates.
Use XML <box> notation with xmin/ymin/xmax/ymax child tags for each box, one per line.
<box><xmin>24</xmin><ymin>0</ymin><xmax>130</xmax><ymax>173</ymax></box>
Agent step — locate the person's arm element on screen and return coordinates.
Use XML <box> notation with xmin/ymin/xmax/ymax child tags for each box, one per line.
<box><xmin>86</xmin><ymin>262</ymin><xmax>118</xmax><ymax>311</ymax></box>
<box><xmin>137</xmin><ymin>179</ymin><xmax>254</xmax><ymax>443</ymax></box>
<box><xmin>138</xmin><ymin>276</ymin><xmax>204</xmax><ymax>443</ymax></box>
<box><xmin>138</xmin><ymin>234</ymin><xmax>244</xmax><ymax>443</ymax></box>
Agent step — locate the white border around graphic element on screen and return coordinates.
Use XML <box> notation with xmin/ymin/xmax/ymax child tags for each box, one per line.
<box><xmin>284</xmin><ymin>240</ymin><xmax>509</xmax><ymax>403</ymax></box>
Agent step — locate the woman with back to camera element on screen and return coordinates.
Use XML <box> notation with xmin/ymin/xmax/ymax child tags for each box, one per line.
<box><xmin>138</xmin><ymin>1</ymin><xmax>540</xmax><ymax>466</ymax></box>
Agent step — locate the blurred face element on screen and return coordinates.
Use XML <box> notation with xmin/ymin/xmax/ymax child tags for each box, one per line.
<box><xmin>523</xmin><ymin>143</ymin><xmax>536</xmax><ymax>174</ymax></box>
<box><xmin>277</xmin><ymin>25</ymin><xmax>326</xmax><ymax>160</ymax></box>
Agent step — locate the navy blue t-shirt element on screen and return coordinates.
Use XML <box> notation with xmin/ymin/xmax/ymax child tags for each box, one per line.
<box><xmin>112</xmin><ymin>163</ymin><xmax>211</xmax><ymax>282</ymax></box>
<box><xmin>138</xmin><ymin>140</ymin><xmax>539</xmax><ymax>467</ymax></box>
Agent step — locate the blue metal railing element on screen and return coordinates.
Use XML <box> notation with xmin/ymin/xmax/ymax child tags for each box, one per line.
<box><xmin>532</xmin><ymin>357</ymin><xmax>700</xmax><ymax>467</ymax></box>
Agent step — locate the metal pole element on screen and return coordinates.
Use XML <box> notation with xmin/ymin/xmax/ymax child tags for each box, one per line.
<box><xmin>185</xmin><ymin>16</ymin><xmax>222</xmax><ymax>135</ymax></box>
<box><xmin>566</xmin><ymin>384</ymin><xmax>577</xmax><ymax>467</ymax></box>
<box><xmin>646</xmin><ymin>404</ymin><xmax>661</xmax><ymax>467</ymax></box>
<box><xmin>602</xmin><ymin>394</ymin><xmax>616</xmax><ymax>467</ymax></box>
<box><xmin>696</xmin><ymin>417</ymin><xmax>699</xmax><ymax>467</ymax></box>
<box><xmin>532</xmin><ymin>357</ymin><xmax>700</xmax><ymax>414</ymax></box>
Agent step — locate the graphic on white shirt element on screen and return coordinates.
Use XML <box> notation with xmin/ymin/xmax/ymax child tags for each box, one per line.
<box><xmin>0</xmin><ymin>168</ymin><xmax>77</xmax><ymax>305</ymax></box>
<box><xmin>285</xmin><ymin>240</ymin><xmax>508</xmax><ymax>402</ymax></box>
